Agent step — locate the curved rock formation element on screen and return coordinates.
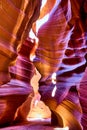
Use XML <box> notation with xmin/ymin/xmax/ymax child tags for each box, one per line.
<box><xmin>9</xmin><ymin>37</ymin><xmax>36</xmax><ymax>123</ymax></box>
<box><xmin>0</xmin><ymin>0</ymin><xmax>41</xmax><ymax>127</ymax></box>
<box><xmin>0</xmin><ymin>0</ymin><xmax>87</xmax><ymax>129</ymax></box>
<box><xmin>33</xmin><ymin>0</ymin><xmax>87</xmax><ymax>129</ymax></box>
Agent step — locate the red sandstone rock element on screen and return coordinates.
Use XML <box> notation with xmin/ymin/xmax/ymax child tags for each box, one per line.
<box><xmin>0</xmin><ymin>0</ymin><xmax>41</xmax><ymax>127</ymax></box>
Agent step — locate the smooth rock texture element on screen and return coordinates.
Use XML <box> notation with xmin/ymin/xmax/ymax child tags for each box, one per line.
<box><xmin>33</xmin><ymin>0</ymin><xmax>87</xmax><ymax>129</ymax></box>
<box><xmin>0</xmin><ymin>0</ymin><xmax>87</xmax><ymax>130</ymax></box>
<box><xmin>0</xmin><ymin>0</ymin><xmax>41</xmax><ymax>127</ymax></box>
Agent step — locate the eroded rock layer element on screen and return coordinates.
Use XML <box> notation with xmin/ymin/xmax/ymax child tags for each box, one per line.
<box><xmin>0</xmin><ymin>0</ymin><xmax>41</xmax><ymax>127</ymax></box>
<box><xmin>33</xmin><ymin>0</ymin><xmax>87</xmax><ymax>129</ymax></box>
